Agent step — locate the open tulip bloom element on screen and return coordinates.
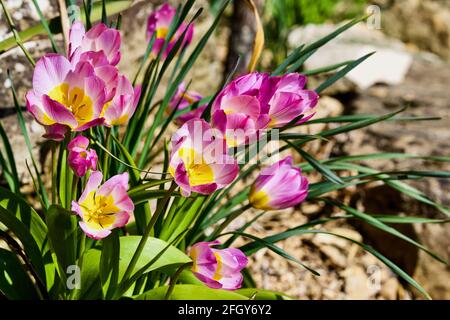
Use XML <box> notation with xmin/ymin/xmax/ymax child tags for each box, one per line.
<box><xmin>169</xmin><ymin>119</ymin><xmax>238</xmax><ymax>196</ymax></box>
<box><xmin>1</xmin><ymin>0</ymin><xmax>445</xmax><ymax>301</ymax></box>
<box><xmin>71</xmin><ymin>171</ymin><xmax>133</xmax><ymax>240</ymax></box>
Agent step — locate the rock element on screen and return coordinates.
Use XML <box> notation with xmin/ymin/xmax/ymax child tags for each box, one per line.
<box><xmin>288</xmin><ymin>23</ymin><xmax>413</xmax><ymax>90</ymax></box>
<box><xmin>320</xmin><ymin>245</ymin><xmax>347</xmax><ymax>268</ymax></box>
<box><xmin>381</xmin><ymin>277</ymin><xmax>399</xmax><ymax>300</ymax></box>
<box><xmin>337</xmin><ymin>55</ymin><xmax>450</xmax><ymax>299</ymax></box>
<box><xmin>343</xmin><ymin>266</ymin><xmax>373</xmax><ymax>299</ymax></box>
<box><xmin>372</xmin><ymin>0</ymin><xmax>450</xmax><ymax>61</ymax></box>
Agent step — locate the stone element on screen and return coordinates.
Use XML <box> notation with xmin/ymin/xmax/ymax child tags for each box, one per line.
<box><xmin>372</xmin><ymin>0</ymin><xmax>450</xmax><ymax>61</ymax></box>
<box><xmin>380</xmin><ymin>278</ymin><xmax>399</xmax><ymax>300</ymax></box>
<box><xmin>288</xmin><ymin>23</ymin><xmax>413</xmax><ymax>89</ymax></box>
<box><xmin>343</xmin><ymin>266</ymin><xmax>373</xmax><ymax>299</ymax></box>
<box><xmin>320</xmin><ymin>245</ymin><xmax>347</xmax><ymax>268</ymax></box>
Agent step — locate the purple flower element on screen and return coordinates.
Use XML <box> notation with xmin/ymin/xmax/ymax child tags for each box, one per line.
<box><xmin>211</xmin><ymin>72</ymin><xmax>319</xmax><ymax>147</ymax></box>
<box><xmin>71</xmin><ymin>171</ymin><xmax>134</xmax><ymax>240</ymax></box>
<box><xmin>68</xmin><ymin>135</ymin><xmax>98</xmax><ymax>177</ymax></box>
<box><xmin>146</xmin><ymin>3</ymin><xmax>194</xmax><ymax>58</ymax></box>
<box><xmin>249</xmin><ymin>156</ymin><xmax>309</xmax><ymax>210</ymax></box>
<box><xmin>169</xmin><ymin>82</ymin><xmax>207</xmax><ymax>125</ymax></box>
<box><xmin>169</xmin><ymin>119</ymin><xmax>238</xmax><ymax>197</ymax></box>
<box><xmin>190</xmin><ymin>241</ymin><xmax>248</xmax><ymax>290</ymax></box>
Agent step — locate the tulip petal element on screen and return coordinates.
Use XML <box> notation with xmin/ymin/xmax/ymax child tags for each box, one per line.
<box><xmin>33</xmin><ymin>54</ymin><xmax>72</xmax><ymax>96</ymax></box>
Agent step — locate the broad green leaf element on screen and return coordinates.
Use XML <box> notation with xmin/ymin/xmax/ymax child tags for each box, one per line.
<box><xmin>135</xmin><ymin>284</ymin><xmax>248</xmax><ymax>300</ymax></box>
<box><xmin>0</xmin><ymin>248</ymin><xmax>40</xmax><ymax>299</ymax></box>
<box><xmin>77</xmin><ymin>248</ymin><xmax>103</xmax><ymax>300</ymax></box>
<box><xmin>0</xmin><ymin>186</ymin><xmax>47</xmax><ymax>252</ymax></box>
<box><xmin>45</xmin><ymin>205</ymin><xmax>78</xmax><ymax>281</ymax></box>
<box><xmin>117</xmin><ymin>236</ymin><xmax>191</xmax><ymax>282</ymax></box>
<box><xmin>101</xmin><ymin>231</ymin><xmax>120</xmax><ymax>299</ymax></box>
<box><xmin>0</xmin><ymin>206</ymin><xmax>46</xmax><ymax>284</ymax></box>
<box><xmin>236</xmin><ymin>288</ymin><xmax>290</xmax><ymax>300</ymax></box>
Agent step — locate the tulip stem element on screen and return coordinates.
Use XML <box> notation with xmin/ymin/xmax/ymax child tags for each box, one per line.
<box><xmin>102</xmin><ymin>127</ymin><xmax>111</xmax><ymax>178</ymax></box>
<box><xmin>207</xmin><ymin>203</ymin><xmax>252</xmax><ymax>241</ymax></box>
<box><xmin>51</xmin><ymin>143</ymin><xmax>58</xmax><ymax>204</ymax></box>
<box><xmin>164</xmin><ymin>262</ymin><xmax>192</xmax><ymax>300</ymax></box>
<box><xmin>117</xmin><ymin>182</ymin><xmax>177</xmax><ymax>296</ymax></box>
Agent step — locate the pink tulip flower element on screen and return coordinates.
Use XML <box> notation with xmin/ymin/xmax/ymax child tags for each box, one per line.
<box><xmin>71</xmin><ymin>171</ymin><xmax>134</xmax><ymax>240</ymax></box>
<box><xmin>249</xmin><ymin>156</ymin><xmax>309</xmax><ymax>210</ymax></box>
<box><xmin>169</xmin><ymin>82</ymin><xmax>206</xmax><ymax>125</ymax></box>
<box><xmin>169</xmin><ymin>119</ymin><xmax>238</xmax><ymax>197</ymax></box>
<box><xmin>67</xmin><ymin>136</ymin><xmax>98</xmax><ymax>177</ymax></box>
<box><xmin>146</xmin><ymin>3</ymin><xmax>194</xmax><ymax>58</ymax></box>
<box><xmin>68</xmin><ymin>21</ymin><xmax>121</xmax><ymax>66</ymax></box>
<box><xmin>190</xmin><ymin>241</ymin><xmax>248</xmax><ymax>290</ymax></box>
<box><xmin>102</xmin><ymin>75</ymin><xmax>141</xmax><ymax>126</ymax></box>
<box><xmin>211</xmin><ymin>72</ymin><xmax>319</xmax><ymax>147</ymax></box>
<box><xmin>26</xmin><ymin>54</ymin><xmax>106</xmax><ymax>140</ymax></box>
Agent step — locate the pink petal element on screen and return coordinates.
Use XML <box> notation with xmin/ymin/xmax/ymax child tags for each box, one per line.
<box><xmin>42</xmin><ymin>95</ymin><xmax>78</xmax><ymax>128</ymax></box>
<box><xmin>79</xmin><ymin>221</ymin><xmax>111</xmax><ymax>240</ymax></box>
<box><xmin>33</xmin><ymin>54</ymin><xmax>72</xmax><ymax>96</ymax></box>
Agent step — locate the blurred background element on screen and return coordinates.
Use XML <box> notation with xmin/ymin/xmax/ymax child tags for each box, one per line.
<box><xmin>0</xmin><ymin>0</ymin><xmax>449</xmax><ymax>299</ymax></box>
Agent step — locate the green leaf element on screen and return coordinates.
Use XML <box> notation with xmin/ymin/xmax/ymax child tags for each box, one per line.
<box><xmin>222</xmin><ymin>231</ymin><xmax>320</xmax><ymax>276</ymax></box>
<box><xmin>0</xmin><ymin>1</ymin><xmax>133</xmax><ymax>53</ymax></box>
<box><xmin>77</xmin><ymin>248</ymin><xmax>103</xmax><ymax>300</ymax></box>
<box><xmin>45</xmin><ymin>205</ymin><xmax>78</xmax><ymax>281</ymax></box>
<box><xmin>135</xmin><ymin>284</ymin><xmax>248</xmax><ymax>300</ymax></box>
<box><xmin>239</xmin><ymin>227</ymin><xmax>431</xmax><ymax>299</ymax></box>
<box><xmin>0</xmin><ymin>122</ymin><xmax>20</xmax><ymax>192</ymax></box>
<box><xmin>101</xmin><ymin>231</ymin><xmax>120</xmax><ymax>299</ymax></box>
<box><xmin>326</xmin><ymin>200</ymin><xmax>447</xmax><ymax>264</ymax></box>
<box><xmin>0</xmin><ymin>248</ymin><xmax>40</xmax><ymax>299</ymax></box>
<box><xmin>117</xmin><ymin>236</ymin><xmax>191</xmax><ymax>282</ymax></box>
<box><xmin>289</xmin><ymin>143</ymin><xmax>343</xmax><ymax>184</ymax></box>
<box><xmin>0</xmin><ymin>206</ymin><xmax>46</xmax><ymax>284</ymax></box>
<box><xmin>315</xmin><ymin>52</ymin><xmax>375</xmax><ymax>93</ymax></box>
<box><xmin>236</xmin><ymin>288</ymin><xmax>290</xmax><ymax>300</ymax></box>
<box><xmin>0</xmin><ymin>186</ymin><xmax>47</xmax><ymax>252</ymax></box>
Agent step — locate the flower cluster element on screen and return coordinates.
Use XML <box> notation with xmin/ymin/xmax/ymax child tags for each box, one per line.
<box><xmin>24</xmin><ymin>3</ymin><xmax>317</xmax><ymax>291</ymax></box>
<box><xmin>26</xmin><ymin>21</ymin><xmax>140</xmax><ymax>141</ymax></box>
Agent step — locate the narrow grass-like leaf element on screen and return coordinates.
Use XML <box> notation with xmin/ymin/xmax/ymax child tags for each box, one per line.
<box><xmin>8</xmin><ymin>71</ymin><xmax>49</xmax><ymax>208</ymax></box>
<box><xmin>288</xmin><ymin>142</ymin><xmax>344</xmax><ymax>184</ymax></box>
<box><xmin>315</xmin><ymin>52</ymin><xmax>375</xmax><ymax>93</ymax></box>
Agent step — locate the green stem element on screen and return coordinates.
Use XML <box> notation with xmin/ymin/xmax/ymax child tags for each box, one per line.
<box><xmin>51</xmin><ymin>143</ymin><xmax>58</xmax><ymax>204</ymax></box>
<box><xmin>207</xmin><ymin>203</ymin><xmax>252</xmax><ymax>241</ymax></box>
<box><xmin>118</xmin><ymin>183</ymin><xmax>177</xmax><ymax>293</ymax></box>
<box><xmin>102</xmin><ymin>127</ymin><xmax>111</xmax><ymax>178</ymax></box>
<box><xmin>0</xmin><ymin>0</ymin><xmax>36</xmax><ymax>66</ymax></box>
<box><xmin>164</xmin><ymin>262</ymin><xmax>192</xmax><ymax>300</ymax></box>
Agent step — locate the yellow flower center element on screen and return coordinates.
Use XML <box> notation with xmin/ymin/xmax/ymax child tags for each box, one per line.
<box><xmin>212</xmin><ymin>252</ymin><xmax>223</xmax><ymax>281</ymax></box>
<box><xmin>80</xmin><ymin>193</ymin><xmax>119</xmax><ymax>230</ymax></box>
<box><xmin>248</xmin><ymin>187</ymin><xmax>271</xmax><ymax>210</ymax></box>
<box><xmin>48</xmin><ymin>83</ymin><xmax>94</xmax><ymax>126</ymax></box>
<box><xmin>169</xmin><ymin>147</ymin><xmax>215</xmax><ymax>187</ymax></box>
